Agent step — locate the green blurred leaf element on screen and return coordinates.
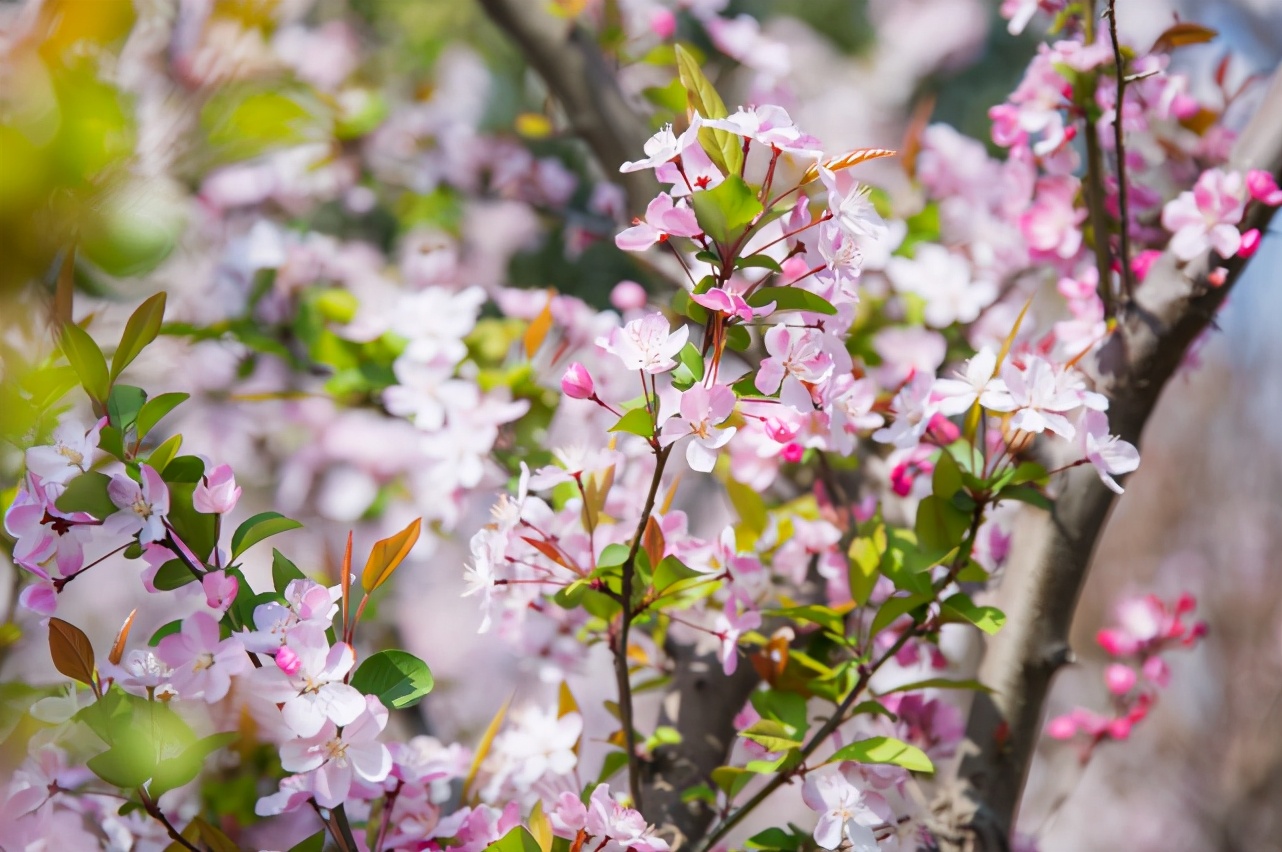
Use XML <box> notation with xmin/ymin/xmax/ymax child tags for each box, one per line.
<box><xmin>914</xmin><ymin>495</ymin><xmax>971</xmax><ymax>553</ymax></box>
<box><xmin>941</xmin><ymin>593</ymin><xmax>1006</xmax><ymax>635</ymax></box>
<box><xmin>746</xmin><ymin>287</ymin><xmax>837</xmax><ymax>315</ymax></box>
<box><xmin>674</xmin><ymin>44</ymin><xmax>741</xmax><ymax>176</ymax></box>
<box><xmin>135</xmin><ymin>393</ymin><xmax>189</xmax><ymax>440</ymax></box>
<box><xmin>59</xmin><ymin>323</ymin><xmax>110</xmax><ymax>404</ymax></box>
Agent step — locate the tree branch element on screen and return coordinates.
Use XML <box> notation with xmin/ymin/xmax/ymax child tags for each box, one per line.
<box><xmin>474</xmin><ymin>0</ymin><xmax>657</xmax><ymax>211</ymax></box>
<box><xmin>931</xmin><ymin>67</ymin><xmax>1282</xmax><ymax>851</ymax></box>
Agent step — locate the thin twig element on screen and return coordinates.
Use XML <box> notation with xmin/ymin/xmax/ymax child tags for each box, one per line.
<box><xmin>1105</xmin><ymin>0</ymin><xmax>1135</xmax><ymax>303</ymax></box>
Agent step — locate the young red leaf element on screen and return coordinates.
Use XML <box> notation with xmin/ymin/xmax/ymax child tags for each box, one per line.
<box><xmin>362</xmin><ymin>518</ymin><xmax>422</xmax><ymax>593</ymax></box>
<box><xmin>48</xmin><ymin>618</ymin><xmax>97</xmax><ymax>689</ymax></box>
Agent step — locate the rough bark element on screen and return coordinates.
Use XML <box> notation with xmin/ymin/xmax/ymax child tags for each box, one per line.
<box><xmin>931</xmin><ymin>67</ymin><xmax>1282</xmax><ymax>851</ymax></box>
<box><xmin>474</xmin><ymin>0</ymin><xmax>657</xmax><ymax>211</ymax></box>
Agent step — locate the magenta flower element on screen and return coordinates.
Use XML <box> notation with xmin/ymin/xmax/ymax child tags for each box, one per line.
<box><xmin>690</xmin><ymin>287</ymin><xmax>766</xmax><ymax>322</ymax></box>
<box><xmin>193</xmin><ymin>463</ymin><xmax>242</xmax><ymax>514</ymax></box>
<box><xmin>104</xmin><ymin>465</ymin><xmax>171</xmax><ymax>544</ymax></box>
<box><xmin>561</xmin><ymin>362</ymin><xmax>595</xmax><ymax>400</ymax></box>
<box><xmin>278</xmin><ymin>695</ymin><xmax>392</xmax><ymax>809</ymax></box>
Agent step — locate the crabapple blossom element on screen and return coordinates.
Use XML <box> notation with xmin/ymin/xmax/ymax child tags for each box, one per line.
<box><xmin>584</xmin><ymin>784</ymin><xmax>670</xmax><ymax>852</ymax></box>
<box><xmin>691</xmin><ymin>287</ymin><xmax>765</xmax><ymax>321</ymax></box>
<box><xmin>277</xmin><ymin>695</ymin><xmax>392</xmax><ymax>809</ymax></box>
<box><xmin>658</xmin><ymin>384</ymin><xmax>738</xmax><ymax>473</ymax></box>
<box><xmin>615</xmin><ymin>193</ymin><xmax>702</xmax><ymax>251</ymax></box>
<box><xmin>981</xmin><ymin>356</ymin><xmax>1090</xmax><ymax>439</ymax></box>
<box><xmin>561</xmin><ymin>362</ymin><xmax>595</xmax><ymax>399</ymax></box>
<box><xmin>714</xmin><ymin>588</ymin><xmax>761</xmax><ymax>675</ymax></box>
<box><xmin>932</xmin><ymin>348</ymin><xmax>1006</xmax><ymax>416</ymax></box>
<box><xmin>192</xmin><ymin>463</ymin><xmax>241</xmax><ymax>514</ymax></box>
<box><xmin>251</xmin><ymin>628</ymin><xmax>365</xmax><ymax>737</ymax></box>
<box><xmin>887</xmin><ymin>244</ymin><xmax>997</xmax><ymax>328</ymax></box>
<box><xmin>619</xmin><ymin>120</ymin><xmax>701</xmax><ymax>173</ymax></box>
<box><xmin>103</xmin><ymin>465</ymin><xmax>171</xmax><ymax>544</ymax></box>
<box><xmin>25</xmin><ymin>419</ymin><xmax>102</xmax><ymax>486</ymax></box>
<box><xmin>1161</xmin><ymin>168</ymin><xmax>1248</xmax><ymax>261</ymax></box>
<box><xmin>801</xmin><ymin>770</ymin><xmax>890</xmax><ymax>851</ymax></box>
<box><xmin>597</xmin><ymin>313</ymin><xmax>689</xmax><ymax>374</ymax></box>
<box><xmin>155</xmin><ymin>611</ymin><xmax>250</xmax><ymax>703</ymax></box>
<box><xmin>756</xmin><ymin>325</ymin><xmax>834</xmax><ymax>412</ymax></box>
<box><xmin>819</xmin><ymin>166</ymin><xmax>886</xmax><ymax>242</ymax></box>
<box><xmin>1078</xmin><ymin>409</ymin><xmax>1140</xmax><ymax>494</ymax></box>
<box><xmin>873</xmin><ymin>371</ymin><xmax>939</xmax><ymax>449</ymax></box>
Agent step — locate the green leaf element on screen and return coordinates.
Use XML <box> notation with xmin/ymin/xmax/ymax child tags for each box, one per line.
<box><xmin>933</xmin><ymin>450</ymin><xmax>964</xmax><ymax>499</ymax></box>
<box><xmin>98</xmin><ymin>425</ymin><xmax>125</xmax><ymax>459</ymax></box>
<box><xmin>692</xmin><ymin>175</ymin><xmax>762</xmax><ymax>245</ymax></box>
<box><xmin>735</xmin><ymin>254</ymin><xmax>783</xmax><ymax>272</ymax></box>
<box><xmin>725</xmin><ymin>477</ymin><xmax>768</xmax><ymax>534</ymax></box>
<box><xmin>107</xmin><ymin>385</ymin><xmax>147</xmax><ymax>434</ymax></box>
<box><xmin>914</xmin><ymin>495</ymin><xmax>971</xmax><ymax>553</ymax></box>
<box><xmin>350</xmin><ymin>649</ymin><xmax>434</xmax><ymax>709</ymax></box>
<box><xmin>996</xmin><ymin>483</ymin><xmax>1053</xmax><ymax>510</ymax></box>
<box><xmin>653</xmin><ymin>555</ymin><xmax>700</xmax><ymax>592</ymax></box>
<box><xmin>146</xmin><ymin>433</ymin><xmax>183</xmax><ymax>474</ymax></box>
<box><xmin>151</xmin><ymin>560</ymin><xmax>199</xmax><ymax>591</ymax></box>
<box><xmin>941</xmin><ymin>593</ymin><xmax>1006</xmax><ymax>635</ymax></box>
<box><xmin>111</xmin><ymin>292</ymin><xmax>167</xmax><ymax>381</ymax></box>
<box><xmin>672</xmin><ymin>342</ymin><xmax>706</xmax><ymax>391</ymax></box>
<box><xmin>674</xmin><ymin>44</ymin><xmax>741</xmax><ymax>175</ymax></box>
<box><xmin>59</xmin><ymin>323</ymin><xmax>110</xmax><ymax>404</ymax></box>
<box><xmin>150</xmin><ymin>731</ymin><xmax>238</xmax><ymax>799</ymax></box>
<box><xmin>828</xmin><ymin>736</ymin><xmax>934</xmax><ymax>773</ymax></box>
<box><xmin>870</xmin><ymin>592</ymin><xmax>931</xmax><ymax>639</ymax></box>
<box><xmin>738</xmin><ymin>719</ymin><xmax>803</xmax><ymax>752</ymax></box>
<box><xmin>148</xmin><ymin>619</ymin><xmax>183</xmax><ymax>646</ymax></box>
<box><xmin>847</xmin><ymin>529</ymin><xmax>884</xmax><ymax>607</ymax></box>
<box><xmin>484</xmin><ymin>826</ymin><xmax>544</xmax><ymax>852</ymax></box>
<box><xmin>749</xmin><ymin>690</ymin><xmax>809</xmax><ymax>740</ymax></box>
<box><xmin>609</xmin><ymin>407</ymin><xmax>655</xmax><ymax>439</ymax></box>
<box><xmin>724</xmin><ymin>324</ymin><xmax>752</xmax><ymax>351</ymax></box>
<box><xmin>231</xmin><ymin>511</ymin><xmax>302</xmax><ymax>560</ymax></box>
<box><xmin>876</xmin><ymin>677</ymin><xmax>993</xmax><ymax>695</ymax></box>
<box><xmin>166</xmin><ymin>482</ymin><xmax>216</xmax><ymax>561</ymax></box>
<box><xmin>286</xmin><ymin>831</ymin><xmax>327</xmax><ymax>852</ymax></box>
<box><xmin>746</xmin><ymin>827</ymin><xmax>808</xmax><ymax>852</ymax></box>
<box><xmin>135</xmin><ymin>392</ymin><xmax>189</xmax><ymax>440</ymax></box>
<box><xmin>598</xmin><ymin>749</ymin><xmax>630</xmax><ymax>783</ymax></box>
<box><xmin>272</xmin><ymin>549</ymin><xmax>306</xmax><ymax>592</ymax></box>
<box><xmin>55</xmin><ymin>471</ymin><xmax>116</xmax><ymax>519</ymax></box>
<box><xmin>711</xmin><ymin>765</ymin><xmax>754</xmax><ymax>799</ymax></box>
<box><xmin>746</xmin><ymin>286</ymin><xmax>838</xmax><ymax>315</ymax></box>
<box><xmin>161</xmin><ymin>455</ymin><xmax>205</xmax><ymax>484</ymax></box>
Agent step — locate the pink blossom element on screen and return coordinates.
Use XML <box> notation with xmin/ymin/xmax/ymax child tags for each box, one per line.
<box><xmin>155</xmin><ymin>611</ymin><xmax>250</xmax><ymax>703</ymax></box>
<box><xmin>1020</xmin><ymin>175</ymin><xmax>1085</xmax><ymax>259</ymax></box>
<box><xmin>193</xmin><ymin>464</ymin><xmax>242</xmax><ymax>514</ymax></box>
<box><xmin>819</xmin><ymin>167</ymin><xmax>886</xmax><ymax>243</ymax></box>
<box><xmin>1161</xmin><ymin>168</ymin><xmax>1247</xmax><ymax>261</ymax></box>
<box><xmin>104</xmin><ymin>465</ymin><xmax>171</xmax><ymax>544</ymax></box>
<box><xmin>691</xmin><ymin>287</ymin><xmax>767</xmax><ymax>322</ymax></box>
<box><xmin>658</xmin><ymin>384</ymin><xmax>738</xmax><ymax>473</ymax></box>
<box><xmin>886</xmin><ymin>244</ymin><xmax>997</xmax><ymax>328</ymax></box>
<box><xmin>619</xmin><ymin>121</ymin><xmax>701</xmax><ymax>173</ymax></box>
<box><xmin>714</xmin><ymin>588</ymin><xmax>761</xmax><ymax>675</ymax></box>
<box><xmin>25</xmin><ymin>419</ymin><xmax>102</xmax><ymax>486</ymax></box>
<box><xmin>872</xmin><ymin>371</ymin><xmax>938</xmax><ymax>449</ymax></box>
<box><xmin>756</xmin><ymin>325</ymin><xmax>834</xmax><ymax>412</ymax></box>
<box><xmin>278</xmin><ymin>695</ymin><xmax>392</xmax><ymax>808</ymax></box>
<box><xmin>550</xmin><ymin>790</ymin><xmax>588</xmax><ymax>837</ymax></box>
<box><xmin>981</xmin><ymin>357</ymin><xmax>1097</xmax><ymax>439</ymax></box>
<box><xmin>932</xmin><ymin>348</ymin><xmax>1006</xmax><ymax>416</ymax></box>
<box><xmin>1078</xmin><ymin>409</ymin><xmax>1140</xmax><ymax>494</ymax></box>
<box><xmin>561</xmin><ymin>362</ymin><xmax>596</xmax><ymax>400</ymax></box>
<box><xmin>610</xmin><ymin>280</ymin><xmax>649</xmax><ymax>311</ymax></box>
<box><xmin>597</xmin><ymin>313</ymin><xmax>689</xmax><ymax>374</ymax></box>
<box><xmin>615</xmin><ymin>193</ymin><xmax>702</xmax><ymax>252</ymax></box>
<box><xmin>1104</xmin><ymin>663</ymin><xmax>1137</xmax><ymax>696</ymax></box>
<box><xmin>584</xmin><ymin>784</ymin><xmax>670</xmax><ymax>852</ymax></box>
<box><xmin>1239</xmin><ymin>228</ymin><xmax>1261</xmax><ymax>258</ymax></box>
<box><xmin>251</xmin><ymin>628</ymin><xmax>365</xmax><ymax>737</ymax></box>
<box><xmin>801</xmin><ymin>770</ymin><xmax>887</xmax><ymax>851</ymax></box>
<box><xmin>1246</xmin><ymin>169</ymin><xmax>1282</xmax><ymax>205</ymax></box>
<box><xmin>701</xmin><ymin>105</ymin><xmax>818</xmax><ymax>157</ymax></box>
<box><xmin>201</xmin><ymin>570</ymin><xmax>238</xmax><ymax>615</ymax></box>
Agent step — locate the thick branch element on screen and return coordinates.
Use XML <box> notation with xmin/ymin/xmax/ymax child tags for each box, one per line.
<box><xmin>474</xmin><ymin>0</ymin><xmax>657</xmax><ymax>211</ymax></box>
<box><xmin>932</xmin><ymin>67</ymin><xmax>1282</xmax><ymax>851</ymax></box>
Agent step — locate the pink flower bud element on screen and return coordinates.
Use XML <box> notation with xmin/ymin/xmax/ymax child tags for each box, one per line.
<box><xmin>1141</xmin><ymin>655</ymin><xmax>1170</xmax><ymax>687</ymax></box>
<box><xmin>1131</xmin><ymin>249</ymin><xmax>1162</xmax><ymax>282</ymax></box>
<box><xmin>561</xmin><ymin>362</ymin><xmax>595</xmax><ymax>400</ymax></box>
<box><xmin>1246</xmin><ymin>169</ymin><xmax>1282</xmax><ymax>205</ymax></box>
<box><xmin>1238</xmin><ymin>228</ymin><xmax>1261</xmax><ymax>258</ymax></box>
<box><xmin>649</xmin><ymin>8</ymin><xmax>677</xmax><ymax>39</ymax></box>
<box><xmin>610</xmin><ymin>280</ymin><xmax>648</xmax><ymax>312</ymax></box>
<box><xmin>1106</xmin><ymin>717</ymin><xmax>1133</xmax><ymax>740</ymax></box>
<box><xmin>276</xmin><ymin>645</ymin><xmax>302</xmax><ymax>677</ymax></box>
<box><xmin>1207</xmin><ymin>267</ymin><xmax>1228</xmax><ymax>288</ymax></box>
<box><xmin>193</xmin><ymin>464</ymin><xmax>242</xmax><ymax>514</ymax></box>
<box><xmin>1046</xmin><ymin>714</ymin><xmax>1077</xmax><ymax>739</ymax></box>
<box><xmin>781</xmin><ymin>442</ymin><xmax>805</xmax><ymax>463</ymax></box>
<box><xmin>1104</xmin><ymin>663</ymin><xmax>1136</xmax><ymax>696</ymax></box>
<box><xmin>927</xmin><ymin>412</ymin><xmax>960</xmax><ymax>444</ymax></box>
<box><xmin>202</xmin><ymin>570</ymin><xmax>239</xmax><ymax>615</ymax></box>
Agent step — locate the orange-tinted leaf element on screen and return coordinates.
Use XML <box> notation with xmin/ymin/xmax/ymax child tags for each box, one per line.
<box><xmin>1151</xmin><ymin>22</ymin><xmax>1217</xmax><ymax>54</ymax></box>
<box><xmin>523</xmin><ymin>291</ymin><xmax>555</xmax><ymax>359</ymax></box>
<box><xmin>340</xmin><ymin>531</ymin><xmax>354</xmax><ymax>630</ymax></box>
<box><xmin>462</xmin><ymin>694</ymin><xmax>512</xmax><ymax>804</ymax></box>
<box><xmin>528</xmin><ymin>801</ymin><xmax>554</xmax><ymax>852</ymax></box>
<box><xmin>48</xmin><ymin>618</ymin><xmax>96</xmax><ymax>688</ymax></box>
<box><xmin>558</xmin><ymin>681</ymin><xmax>582</xmax><ymax>757</ymax></box>
<box><xmin>995</xmin><ymin>294</ymin><xmax>1034</xmax><ymax>374</ymax></box>
<box><xmin>750</xmin><ymin>632</ymin><xmax>790</xmax><ymax>686</ymax></box>
<box><xmin>659</xmin><ymin>473</ymin><xmax>682</xmax><ymax>515</ymax></box>
<box><xmin>1179</xmin><ymin>107</ymin><xmax>1220</xmax><ymax>136</ymax></box>
<box><xmin>109</xmin><ymin>609</ymin><xmax>136</xmax><ymax>666</ymax></box>
<box><xmin>901</xmin><ymin>96</ymin><xmax>936</xmax><ymax>181</ymax></box>
<box><xmin>521</xmin><ymin>535</ymin><xmax>574</xmax><ymax>571</ymax></box>
<box><xmin>802</xmin><ymin>147</ymin><xmax>898</xmax><ymax>185</ymax></box>
<box><xmin>362</xmin><ymin>518</ymin><xmax>421</xmax><ymax>594</ymax></box>
<box><xmin>642</xmin><ymin>516</ymin><xmax>666</xmax><ymax>575</ymax></box>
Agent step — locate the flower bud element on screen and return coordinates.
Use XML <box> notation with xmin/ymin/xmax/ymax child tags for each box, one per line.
<box><xmin>610</xmin><ymin>280</ymin><xmax>648</xmax><ymax>312</ymax></box>
<box><xmin>561</xmin><ymin>362</ymin><xmax>595</xmax><ymax>400</ymax></box>
<box><xmin>193</xmin><ymin>464</ymin><xmax>242</xmax><ymax>514</ymax></box>
<box><xmin>1104</xmin><ymin>663</ymin><xmax>1136</xmax><ymax>696</ymax></box>
<box><xmin>275</xmin><ymin>645</ymin><xmax>302</xmax><ymax>677</ymax></box>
